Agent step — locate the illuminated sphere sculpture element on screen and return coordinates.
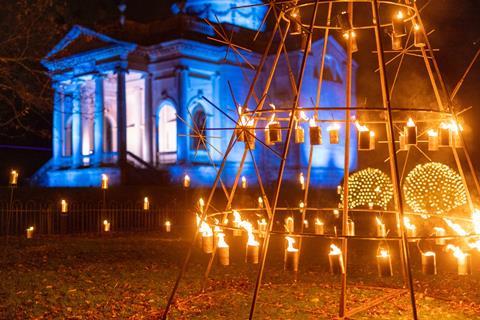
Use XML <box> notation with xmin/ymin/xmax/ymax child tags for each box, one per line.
<box><xmin>340</xmin><ymin>168</ymin><xmax>393</xmax><ymax>209</ymax></box>
<box><xmin>403</xmin><ymin>162</ymin><xmax>467</xmax><ymax>214</ymax></box>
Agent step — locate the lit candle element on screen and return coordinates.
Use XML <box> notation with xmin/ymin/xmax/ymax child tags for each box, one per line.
<box><xmin>201</xmin><ymin>223</ymin><xmax>213</xmax><ymax>254</ymax></box>
<box><xmin>451</xmin><ymin>121</ymin><xmax>463</xmax><ymax>148</ymax></box>
<box><xmin>284</xmin><ymin>236</ymin><xmax>300</xmax><ymax>272</ymax></box>
<box><xmin>165</xmin><ymin>220</ymin><xmax>171</xmax><ymax>233</ymax></box>
<box><xmin>342</xmin><ymin>30</ymin><xmax>358</xmax><ymax>52</ymax></box>
<box><xmin>421</xmin><ymin>251</ymin><xmax>437</xmax><ymax>275</ymax></box>
<box><xmin>347</xmin><ymin>219</ymin><xmax>355</xmax><ymax>236</ymax></box>
<box><xmin>376</xmin><ymin>217</ymin><xmax>386</xmax><ymax>237</ymax></box>
<box><xmin>376</xmin><ymin>249</ymin><xmax>393</xmax><ymax>277</ymax></box>
<box><xmin>327</xmin><ymin>123</ymin><xmax>340</xmax><ymax>144</ymax></box>
<box><xmin>101</xmin><ymin>174</ymin><xmax>108</xmax><ymax>190</ymax></box>
<box><xmin>328</xmin><ymin>244</ymin><xmax>345</xmax><ymax>275</ymax></box>
<box><xmin>257</xmin><ymin>218</ymin><xmax>267</xmax><ymax>238</ymax></box>
<box><xmin>232</xmin><ymin>210</ymin><xmax>243</xmax><ymax>236</ymax></box>
<box><xmin>258</xmin><ymin>196</ymin><xmax>264</xmax><ymax>208</ymax></box>
<box><xmin>183</xmin><ymin>174</ymin><xmax>191</xmax><ymax>188</ymax></box>
<box><xmin>399</xmin><ymin>133</ymin><xmax>407</xmax><ymax>150</ymax></box>
<box><xmin>337</xmin><ymin>185</ymin><xmax>342</xmax><ymax>195</ymax></box>
<box><xmin>237</xmin><ymin>107</ymin><xmax>256</xmax><ymax>149</ymax></box>
<box><xmin>9</xmin><ymin>170</ymin><xmax>18</xmax><ymax>186</ymax></box>
<box><xmin>198</xmin><ymin>198</ymin><xmax>205</xmax><ymax>213</ymax></box>
<box><xmin>414</xmin><ymin>24</ymin><xmax>426</xmax><ymax>48</ymax></box>
<box><xmin>404</xmin><ymin>118</ymin><xmax>417</xmax><ymax>145</ymax></box>
<box><xmin>103</xmin><ymin>220</ymin><xmax>110</xmax><ymax>232</ymax></box>
<box><xmin>315</xmin><ymin>218</ymin><xmax>324</xmax><ymax>235</ymax></box>
<box><xmin>285</xmin><ymin>217</ymin><xmax>294</xmax><ymax>233</ymax></box>
<box><xmin>391</xmin><ymin>33</ymin><xmax>403</xmax><ymax>50</ymax></box>
<box><xmin>265</xmin><ymin>109</ymin><xmax>282</xmax><ymax>145</ymax></box>
<box><xmin>392</xmin><ymin>11</ymin><xmax>406</xmax><ymax>36</ymax></box>
<box><xmin>368</xmin><ymin>202</ymin><xmax>374</xmax><ymax>210</ymax></box>
<box><xmin>434</xmin><ymin>227</ymin><xmax>446</xmax><ymax>245</ymax></box>
<box><xmin>303</xmin><ymin>219</ymin><xmax>309</xmax><ymax>229</ymax></box>
<box><xmin>403</xmin><ymin>217</ymin><xmax>416</xmax><ymax>242</ymax></box>
<box><xmin>61</xmin><ymin>199</ymin><xmax>68</xmax><ymax>214</ymax></box>
<box><xmin>439</xmin><ymin>122</ymin><xmax>451</xmax><ymax>147</ymax></box>
<box><xmin>333</xmin><ymin>209</ymin><xmax>340</xmax><ymax>218</ymax></box>
<box><xmin>299</xmin><ymin>172</ymin><xmax>305</xmax><ymax>190</ymax></box>
<box><xmin>26</xmin><ymin>226</ymin><xmax>34</xmax><ymax>239</ymax></box>
<box><xmin>143</xmin><ymin>197</ymin><xmax>150</xmax><ymax>211</ymax></box>
<box><xmin>241</xmin><ymin>176</ymin><xmax>247</xmax><ymax>189</ymax></box>
<box><xmin>428</xmin><ymin>129</ymin><xmax>439</xmax><ymax>151</ymax></box>
<box><xmin>217</xmin><ymin>232</ymin><xmax>229</xmax><ymax>266</ymax></box>
<box><xmin>246</xmin><ymin>230</ymin><xmax>260</xmax><ymax>264</ymax></box>
<box><xmin>309</xmin><ymin>119</ymin><xmax>322</xmax><ymax>145</ymax></box>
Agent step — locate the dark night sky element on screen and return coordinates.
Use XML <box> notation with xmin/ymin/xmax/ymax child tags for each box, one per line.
<box><xmin>2</xmin><ymin>0</ymin><xmax>479</xmax><ymax>179</ymax></box>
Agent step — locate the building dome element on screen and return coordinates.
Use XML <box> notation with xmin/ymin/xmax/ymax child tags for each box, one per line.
<box><xmin>172</xmin><ymin>0</ymin><xmax>266</xmax><ymax>31</ymax></box>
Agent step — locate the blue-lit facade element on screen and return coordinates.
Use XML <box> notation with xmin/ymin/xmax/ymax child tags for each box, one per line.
<box><xmin>32</xmin><ymin>0</ymin><xmax>357</xmax><ymax>188</ymax></box>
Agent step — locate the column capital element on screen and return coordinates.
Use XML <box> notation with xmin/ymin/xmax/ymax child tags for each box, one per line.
<box><xmin>175</xmin><ymin>65</ymin><xmax>189</xmax><ymax>74</ymax></box>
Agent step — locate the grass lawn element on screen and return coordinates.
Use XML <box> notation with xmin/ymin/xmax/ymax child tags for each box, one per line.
<box><xmin>1</xmin><ymin>232</ymin><xmax>480</xmax><ymax>319</ymax></box>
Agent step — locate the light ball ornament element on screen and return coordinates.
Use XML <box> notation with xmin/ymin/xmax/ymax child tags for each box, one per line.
<box><xmin>403</xmin><ymin>162</ymin><xmax>467</xmax><ymax>215</ymax></box>
<box><xmin>340</xmin><ymin>168</ymin><xmax>394</xmax><ymax>210</ymax></box>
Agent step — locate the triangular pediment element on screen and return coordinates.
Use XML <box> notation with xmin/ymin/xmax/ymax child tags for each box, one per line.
<box><xmin>44</xmin><ymin>25</ymin><xmax>136</xmax><ymax>63</ymax></box>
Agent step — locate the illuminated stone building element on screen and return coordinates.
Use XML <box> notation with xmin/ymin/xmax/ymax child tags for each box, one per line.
<box><xmin>33</xmin><ymin>0</ymin><xmax>357</xmax><ymax>187</ymax></box>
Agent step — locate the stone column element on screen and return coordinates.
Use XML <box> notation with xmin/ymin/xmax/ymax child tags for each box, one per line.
<box><xmin>144</xmin><ymin>73</ymin><xmax>153</xmax><ymax>164</ymax></box>
<box><xmin>176</xmin><ymin>66</ymin><xmax>190</xmax><ymax>163</ymax></box>
<box><xmin>52</xmin><ymin>83</ymin><xmax>63</xmax><ymax>167</ymax></box>
<box><xmin>116</xmin><ymin>66</ymin><xmax>128</xmax><ymax>182</ymax></box>
<box><xmin>71</xmin><ymin>86</ymin><xmax>82</xmax><ymax>168</ymax></box>
<box><xmin>94</xmin><ymin>75</ymin><xmax>104</xmax><ymax>166</ymax></box>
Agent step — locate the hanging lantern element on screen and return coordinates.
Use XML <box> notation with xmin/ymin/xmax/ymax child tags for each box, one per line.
<box><xmin>216</xmin><ymin>232</ymin><xmax>230</xmax><ymax>266</ymax></box>
<box><xmin>9</xmin><ymin>170</ymin><xmax>18</xmax><ymax>186</ymax></box>
<box><xmin>265</xmin><ymin>115</ymin><xmax>282</xmax><ymax>145</ymax></box>
<box><xmin>198</xmin><ymin>198</ymin><xmax>205</xmax><ymax>213</ymax></box>
<box><xmin>232</xmin><ymin>210</ymin><xmax>243</xmax><ymax>237</ymax></box>
<box><xmin>434</xmin><ymin>227</ymin><xmax>446</xmax><ymax>245</ymax></box>
<box><xmin>421</xmin><ymin>251</ymin><xmax>437</xmax><ymax>275</ymax></box>
<box><xmin>284</xmin><ymin>236</ymin><xmax>300</xmax><ymax>272</ymax></box>
<box><xmin>414</xmin><ymin>24</ymin><xmax>426</xmax><ymax>48</ymax></box>
<box><xmin>200</xmin><ymin>223</ymin><xmax>213</xmax><ymax>254</ymax></box>
<box><xmin>356</xmin><ymin>122</ymin><xmax>375</xmax><ymax>150</ymax></box>
<box><xmin>376</xmin><ymin>217</ymin><xmax>387</xmax><ymax>237</ymax></box>
<box><xmin>343</xmin><ymin>30</ymin><xmax>358</xmax><ymax>53</ymax></box>
<box><xmin>450</xmin><ymin>121</ymin><xmax>463</xmax><ymax>148</ymax></box>
<box><xmin>258</xmin><ymin>196</ymin><xmax>264</xmax><ymax>208</ymax></box>
<box><xmin>399</xmin><ymin>133</ymin><xmax>408</xmax><ymax>151</ymax></box>
<box><xmin>327</xmin><ymin>123</ymin><xmax>340</xmax><ymax>144</ymax></box>
<box><xmin>315</xmin><ymin>218</ymin><xmax>324</xmax><ymax>235</ymax></box>
<box><xmin>328</xmin><ymin>244</ymin><xmax>345</xmax><ymax>275</ymax></box>
<box><xmin>376</xmin><ymin>248</ymin><xmax>393</xmax><ymax>277</ymax></box>
<box><xmin>346</xmin><ymin>218</ymin><xmax>355</xmax><ymax>236</ymax></box>
<box><xmin>309</xmin><ymin>118</ymin><xmax>322</xmax><ymax>145</ymax></box>
<box><xmin>295</xmin><ymin>125</ymin><xmax>305</xmax><ymax>144</ymax></box>
<box><xmin>183</xmin><ymin>174</ymin><xmax>191</xmax><ymax>188</ymax></box>
<box><xmin>404</xmin><ymin>118</ymin><xmax>417</xmax><ymax>145</ymax></box>
<box><xmin>337</xmin><ymin>11</ymin><xmax>352</xmax><ymax>32</ymax></box>
<box><xmin>392</xmin><ymin>11</ymin><xmax>407</xmax><ymax>37</ymax></box>
<box><xmin>245</xmin><ymin>226</ymin><xmax>260</xmax><ymax>264</ymax></box>
<box><xmin>257</xmin><ymin>218</ymin><xmax>267</xmax><ymax>238</ymax></box>
<box><xmin>447</xmin><ymin>245</ymin><xmax>471</xmax><ymax>275</ymax></box>
<box><xmin>290</xmin><ymin>7</ymin><xmax>302</xmax><ymax>35</ymax></box>
<box><xmin>285</xmin><ymin>216</ymin><xmax>294</xmax><ymax>233</ymax></box>
<box><xmin>438</xmin><ymin>122</ymin><xmax>451</xmax><ymax>147</ymax></box>
<box><xmin>101</xmin><ymin>174</ymin><xmax>109</xmax><ymax>190</ymax></box>
<box><xmin>61</xmin><ymin>199</ymin><xmax>68</xmax><ymax>214</ymax></box>
<box><xmin>391</xmin><ymin>33</ymin><xmax>403</xmax><ymax>50</ymax></box>
<box><xmin>428</xmin><ymin>129</ymin><xmax>439</xmax><ymax>151</ymax></box>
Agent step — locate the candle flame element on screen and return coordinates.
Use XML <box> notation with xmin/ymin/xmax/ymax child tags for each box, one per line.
<box><xmin>285</xmin><ymin>236</ymin><xmax>299</xmax><ymax>252</ymax></box>
<box><xmin>378</xmin><ymin>249</ymin><xmax>389</xmax><ymax>257</ymax></box>
<box><xmin>299</xmin><ymin>111</ymin><xmax>309</xmax><ymax>121</ymax></box>
<box><xmin>403</xmin><ymin>217</ymin><xmax>416</xmax><ymax>231</ymax></box>
<box><xmin>165</xmin><ymin>220</ymin><xmax>171</xmax><ymax>227</ymax></box>
<box><xmin>355</xmin><ymin>121</ymin><xmax>369</xmax><ymax>132</ymax></box>
<box><xmin>396</xmin><ymin>11</ymin><xmax>404</xmax><ymax>20</ymax></box>
<box><xmin>327</xmin><ymin>123</ymin><xmax>340</xmax><ymax>131</ymax></box>
<box><xmin>217</xmin><ymin>232</ymin><xmax>229</xmax><ymax>248</ymax></box>
<box><xmin>199</xmin><ymin>198</ymin><xmax>205</xmax><ymax>207</ymax></box>
<box><xmin>285</xmin><ymin>217</ymin><xmax>294</xmax><ymax>233</ymax></box>
<box><xmin>27</xmin><ymin>226</ymin><xmax>34</xmax><ymax>231</ymax></box>
<box><xmin>443</xmin><ymin>218</ymin><xmax>467</xmax><ymax>236</ymax></box>
<box><xmin>376</xmin><ymin>217</ymin><xmax>384</xmax><ymax>226</ymax></box>
<box><xmin>241</xmin><ymin>221</ymin><xmax>259</xmax><ymax>246</ymax></box>
<box><xmin>329</xmin><ymin>244</ymin><xmax>342</xmax><ymax>255</ymax></box>
<box><xmin>258</xmin><ymin>218</ymin><xmax>267</xmax><ymax>226</ymax></box>
<box><xmin>103</xmin><ymin>220</ymin><xmax>109</xmax><ymax>225</ymax></box>
<box><xmin>309</xmin><ymin>118</ymin><xmax>317</xmax><ymax>127</ymax></box>
<box><xmin>428</xmin><ymin>129</ymin><xmax>438</xmax><ymax>137</ymax></box>
<box><xmin>315</xmin><ymin>218</ymin><xmax>324</xmax><ymax>225</ymax></box>
<box><xmin>406</xmin><ymin>118</ymin><xmax>415</xmax><ymax>127</ymax></box>
<box><xmin>299</xmin><ymin>172</ymin><xmax>305</xmax><ymax>185</ymax></box>
<box><xmin>423</xmin><ymin>251</ymin><xmax>435</xmax><ymax>257</ymax></box>
<box><xmin>233</xmin><ymin>210</ymin><xmax>242</xmax><ymax>223</ymax></box>
<box><xmin>446</xmin><ymin>244</ymin><xmax>467</xmax><ymax>259</ymax></box>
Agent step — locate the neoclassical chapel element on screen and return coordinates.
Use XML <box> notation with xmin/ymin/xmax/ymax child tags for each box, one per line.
<box><xmin>32</xmin><ymin>0</ymin><xmax>357</xmax><ymax>187</ymax></box>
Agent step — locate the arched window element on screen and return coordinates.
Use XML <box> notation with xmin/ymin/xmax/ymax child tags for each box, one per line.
<box><xmin>191</xmin><ymin>105</ymin><xmax>207</xmax><ymax>150</ymax></box>
<box><xmin>63</xmin><ymin>117</ymin><xmax>73</xmax><ymax>157</ymax></box>
<box><xmin>104</xmin><ymin>117</ymin><xmax>114</xmax><ymax>153</ymax></box>
<box><xmin>157</xmin><ymin>102</ymin><xmax>177</xmax><ymax>164</ymax></box>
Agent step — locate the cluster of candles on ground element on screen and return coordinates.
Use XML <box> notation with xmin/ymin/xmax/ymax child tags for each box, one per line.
<box><xmin>195</xmin><ymin>199</ymin><xmax>480</xmax><ymax>276</ymax></box>
<box><xmin>236</xmin><ymin>107</ymin><xmax>463</xmax><ymax>152</ymax></box>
